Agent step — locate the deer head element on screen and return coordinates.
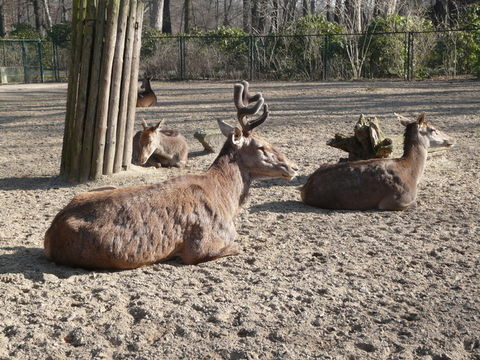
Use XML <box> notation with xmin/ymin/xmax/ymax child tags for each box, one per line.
<box><xmin>138</xmin><ymin>119</ymin><xmax>164</xmax><ymax>164</ymax></box>
<box><xmin>396</xmin><ymin>113</ymin><xmax>455</xmax><ymax>149</ymax></box>
<box><xmin>217</xmin><ymin>81</ymin><xmax>298</xmax><ymax>180</ymax></box>
<box><xmin>140</xmin><ymin>74</ymin><xmax>152</xmax><ymax>90</ymax></box>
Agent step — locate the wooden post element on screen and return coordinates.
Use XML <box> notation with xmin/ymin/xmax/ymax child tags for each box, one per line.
<box><xmin>60</xmin><ymin>0</ymin><xmax>86</xmax><ymax>178</ymax></box>
<box><xmin>79</xmin><ymin>0</ymin><xmax>107</xmax><ymax>183</ymax></box>
<box><xmin>91</xmin><ymin>0</ymin><xmax>120</xmax><ymax>179</ymax></box>
<box><xmin>114</xmin><ymin>0</ymin><xmax>137</xmax><ymax>173</ymax></box>
<box><xmin>122</xmin><ymin>0</ymin><xmax>144</xmax><ymax>170</ymax></box>
<box><xmin>69</xmin><ymin>1</ymin><xmax>96</xmax><ymax>182</ymax></box>
<box><xmin>103</xmin><ymin>0</ymin><xmax>131</xmax><ymax>175</ymax></box>
<box><xmin>60</xmin><ymin>0</ymin><xmax>145</xmax><ymax>183</ymax></box>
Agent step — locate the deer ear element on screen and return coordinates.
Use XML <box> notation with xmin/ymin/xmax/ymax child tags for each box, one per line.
<box><xmin>217</xmin><ymin>119</ymin><xmax>235</xmax><ymax>137</ymax></box>
<box><xmin>141</xmin><ymin>119</ymin><xmax>149</xmax><ymax>130</ymax></box>
<box><xmin>417</xmin><ymin>113</ymin><xmax>426</xmax><ymax>125</ymax></box>
<box><xmin>154</xmin><ymin>120</ymin><xmax>164</xmax><ymax>131</ymax></box>
<box><xmin>231</xmin><ymin>127</ymin><xmax>244</xmax><ymax>147</ymax></box>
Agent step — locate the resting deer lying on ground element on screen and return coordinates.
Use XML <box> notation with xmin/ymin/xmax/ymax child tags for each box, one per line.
<box><xmin>132</xmin><ymin>119</ymin><xmax>189</xmax><ymax>168</ymax></box>
<box><xmin>136</xmin><ymin>76</ymin><xmax>157</xmax><ymax>107</ymax></box>
<box><xmin>301</xmin><ymin>114</ymin><xmax>454</xmax><ymax>211</ymax></box>
<box><xmin>44</xmin><ymin>81</ymin><xmax>298</xmax><ymax>269</ymax></box>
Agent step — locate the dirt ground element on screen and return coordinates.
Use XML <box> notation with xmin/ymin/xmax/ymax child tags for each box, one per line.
<box><xmin>0</xmin><ymin>80</ymin><xmax>479</xmax><ymax>360</ymax></box>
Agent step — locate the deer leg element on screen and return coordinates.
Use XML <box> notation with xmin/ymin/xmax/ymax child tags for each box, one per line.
<box><xmin>180</xmin><ymin>236</ymin><xmax>240</xmax><ymax>265</ymax></box>
<box><xmin>154</xmin><ymin>149</ymin><xmax>174</xmax><ymax>161</ymax></box>
<box><xmin>378</xmin><ymin>196</ymin><xmax>416</xmax><ymax>211</ymax></box>
<box><xmin>89</xmin><ymin>186</ymin><xmax>117</xmax><ymax>192</ymax></box>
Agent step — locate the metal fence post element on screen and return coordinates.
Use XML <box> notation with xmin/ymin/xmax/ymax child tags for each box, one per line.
<box><xmin>2</xmin><ymin>41</ymin><xmax>6</xmax><ymax>66</ymax></box>
<box><xmin>248</xmin><ymin>35</ymin><xmax>254</xmax><ymax>81</ymax></box>
<box><xmin>21</xmin><ymin>40</ymin><xmax>30</xmax><ymax>84</ymax></box>
<box><xmin>37</xmin><ymin>41</ymin><xmax>44</xmax><ymax>83</ymax></box>
<box><xmin>51</xmin><ymin>42</ymin><xmax>58</xmax><ymax>81</ymax></box>
<box><xmin>322</xmin><ymin>34</ymin><xmax>330</xmax><ymax>81</ymax></box>
<box><xmin>178</xmin><ymin>36</ymin><xmax>186</xmax><ymax>80</ymax></box>
<box><xmin>405</xmin><ymin>31</ymin><xmax>414</xmax><ymax>81</ymax></box>
<box><xmin>409</xmin><ymin>32</ymin><xmax>414</xmax><ymax>81</ymax></box>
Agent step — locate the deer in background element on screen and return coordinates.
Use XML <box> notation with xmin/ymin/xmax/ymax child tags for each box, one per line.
<box><xmin>132</xmin><ymin>119</ymin><xmax>189</xmax><ymax>168</ymax></box>
<box><xmin>44</xmin><ymin>81</ymin><xmax>298</xmax><ymax>269</ymax></box>
<box><xmin>301</xmin><ymin>113</ymin><xmax>455</xmax><ymax>211</ymax></box>
<box><xmin>136</xmin><ymin>75</ymin><xmax>157</xmax><ymax>107</ymax></box>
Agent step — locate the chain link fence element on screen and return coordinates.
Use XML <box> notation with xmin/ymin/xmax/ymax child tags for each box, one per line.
<box><xmin>0</xmin><ymin>39</ymin><xmax>69</xmax><ymax>84</ymax></box>
<box><xmin>1</xmin><ymin>29</ymin><xmax>478</xmax><ymax>84</ymax></box>
<box><xmin>141</xmin><ymin>29</ymin><xmax>479</xmax><ymax>81</ymax></box>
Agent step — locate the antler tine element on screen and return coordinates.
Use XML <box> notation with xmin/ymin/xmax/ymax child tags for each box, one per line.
<box><xmin>234</xmin><ymin>83</ymin><xmax>265</xmax><ymax>133</ymax></box>
<box><xmin>241</xmin><ymin>80</ymin><xmax>262</xmax><ymax>104</ymax></box>
<box><xmin>394</xmin><ymin>112</ymin><xmax>411</xmax><ymax>122</ymax></box>
<box><xmin>247</xmin><ymin>104</ymin><xmax>270</xmax><ymax>132</ymax></box>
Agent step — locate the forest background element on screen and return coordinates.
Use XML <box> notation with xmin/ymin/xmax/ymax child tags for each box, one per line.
<box><xmin>0</xmin><ymin>0</ymin><xmax>479</xmax><ymax>80</ymax></box>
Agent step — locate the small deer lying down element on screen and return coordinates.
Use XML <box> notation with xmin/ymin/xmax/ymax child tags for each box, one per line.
<box><xmin>136</xmin><ymin>76</ymin><xmax>157</xmax><ymax>107</ymax></box>
<box><xmin>301</xmin><ymin>114</ymin><xmax>454</xmax><ymax>211</ymax></box>
<box><xmin>44</xmin><ymin>81</ymin><xmax>298</xmax><ymax>269</ymax></box>
<box><xmin>132</xmin><ymin>119</ymin><xmax>189</xmax><ymax>168</ymax></box>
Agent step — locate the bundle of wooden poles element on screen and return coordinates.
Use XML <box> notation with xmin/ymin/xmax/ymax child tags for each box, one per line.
<box><xmin>61</xmin><ymin>0</ymin><xmax>144</xmax><ymax>183</ymax></box>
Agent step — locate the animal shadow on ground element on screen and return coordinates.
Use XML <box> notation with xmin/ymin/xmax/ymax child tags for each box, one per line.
<box><xmin>249</xmin><ymin>200</ymin><xmax>395</xmax><ymax>215</ymax></box>
<box><xmin>188</xmin><ymin>150</ymin><xmax>212</xmax><ymax>158</ymax></box>
<box><xmin>253</xmin><ymin>174</ymin><xmax>309</xmax><ymax>188</ymax></box>
<box><xmin>0</xmin><ymin>176</ymin><xmax>75</xmax><ymax>191</ymax></box>
<box><xmin>0</xmin><ymin>246</ymin><xmax>185</xmax><ymax>282</ymax></box>
<box><xmin>249</xmin><ymin>200</ymin><xmax>321</xmax><ymax>214</ymax></box>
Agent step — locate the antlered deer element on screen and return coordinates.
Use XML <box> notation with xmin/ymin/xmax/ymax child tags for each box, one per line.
<box><xmin>136</xmin><ymin>76</ymin><xmax>157</xmax><ymax>107</ymax></box>
<box><xmin>44</xmin><ymin>82</ymin><xmax>298</xmax><ymax>269</ymax></box>
<box><xmin>301</xmin><ymin>114</ymin><xmax>454</xmax><ymax>211</ymax></box>
<box><xmin>132</xmin><ymin>119</ymin><xmax>189</xmax><ymax>168</ymax></box>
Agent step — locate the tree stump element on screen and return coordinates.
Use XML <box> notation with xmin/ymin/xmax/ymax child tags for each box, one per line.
<box><xmin>327</xmin><ymin>114</ymin><xmax>393</xmax><ymax>161</ymax></box>
<box><xmin>193</xmin><ymin>129</ymin><xmax>225</xmax><ymax>153</ymax></box>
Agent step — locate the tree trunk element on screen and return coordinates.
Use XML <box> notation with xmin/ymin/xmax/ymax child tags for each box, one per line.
<box><xmin>114</xmin><ymin>0</ymin><xmax>138</xmax><ymax>172</ymax></box>
<box><xmin>61</xmin><ymin>0</ymin><xmax>86</xmax><ymax>177</ymax></box>
<box><xmin>223</xmin><ymin>0</ymin><xmax>229</xmax><ymax>26</ymax></box>
<box><xmin>61</xmin><ymin>0</ymin><xmax>144</xmax><ymax>183</ymax></box>
<box><xmin>79</xmin><ymin>0</ymin><xmax>107</xmax><ymax>182</ymax></box>
<box><xmin>41</xmin><ymin>0</ymin><xmax>52</xmax><ymax>30</ymax></box>
<box><xmin>68</xmin><ymin>0</ymin><xmax>96</xmax><ymax>182</ymax></box>
<box><xmin>242</xmin><ymin>0</ymin><xmax>251</xmax><ymax>32</ymax></box>
<box><xmin>31</xmin><ymin>0</ymin><xmax>44</xmax><ymax>35</ymax></box>
<box><xmin>91</xmin><ymin>0</ymin><xmax>120</xmax><ymax>179</ymax></box>
<box><xmin>150</xmin><ymin>0</ymin><xmax>164</xmax><ymax>30</ymax></box>
<box><xmin>302</xmin><ymin>0</ymin><xmax>308</xmax><ymax>17</ymax></box>
<box><xmin>270</xmin><ymin>0</ymin><xmax>278</xmax><ymax>33</ymax></box>
<box><xmin>104</xmin><ymin>0</ymin><xmax>131</xmax><ymax>175</ymax></box>
<box><xmin>251</xmin><ymin>0</ymin><xmax>266</xmax><ymax>34</ymax></box>
<box><xmin>326</xmin><ymin>0</ymin><xmax>334</xmax><ymax>22</ymax></box>
<box><xmin>0</xmin><ymin>1</ymin><xmax>6</xmax><ymax>37</ymax></box>
<box><xmin>122</xmin><ymin>0</ymin><xmax>144</xmax><ymax>170</ymax></box>
<box><xmin>184</xmin><ymin>0</ymin><xmax>191</xmax><ymax>33</ymax></box>
<box><xmin>162</xmin><ymin>0</ymin><xmax>171</xmax><ymax>33</ymax></box>
<box><xmin>60</xmin><ymin>0</ymin><xmax>68</xmax><ymax>21</ymax></box>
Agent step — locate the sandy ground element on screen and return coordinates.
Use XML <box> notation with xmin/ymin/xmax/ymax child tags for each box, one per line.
<box><xmin>0</xmin><ymin>80</ymin><xmax>479</xmax><ymax>360</ymax></box>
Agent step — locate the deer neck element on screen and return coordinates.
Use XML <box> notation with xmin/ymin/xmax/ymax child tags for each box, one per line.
<box><xmin>208</xmin><ymin>149</ymin><xmax>252</xmax><ymax>212</ymax></box>
<box><xmin>401</xmin><ymin>134</ymin><xmax>428</xmax><ymax>184</ymax></box>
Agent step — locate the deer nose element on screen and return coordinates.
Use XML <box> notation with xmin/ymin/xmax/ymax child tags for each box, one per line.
<box><xmin>291</xmin><ymin>166</ymin><xmax>299</xmax><ymax>172</ymax></box>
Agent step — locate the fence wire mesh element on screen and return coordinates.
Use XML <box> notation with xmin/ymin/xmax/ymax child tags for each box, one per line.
<box><xmin>1</xmin><ymin>28</ymin><xmax>478</xmax><ymax>84</ymax></box>
<box><xmin>140</xmin><ymin>29</ymin><xmax>479</xmax><ymax>82</ymax></box>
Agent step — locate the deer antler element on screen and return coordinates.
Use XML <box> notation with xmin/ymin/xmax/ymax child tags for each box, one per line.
<box><xmin>233</xmin><ymin>81</ymin><xmax>268</xmax><ymax>134</ymax></box>
<box><xmin>241</xmin><ymin>80</ymin><xmax>262</xmax><ymax>104</ymax></box>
